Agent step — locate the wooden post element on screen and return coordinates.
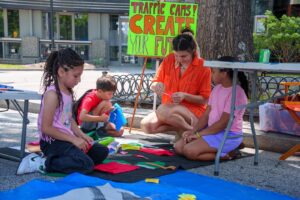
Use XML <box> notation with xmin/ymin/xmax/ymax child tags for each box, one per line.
<box><xmin>129</xmin><ymin>57</ymin><xmax>148</xmax><ymax>133</ymax></box>
<box><xmin>152</xmin><ymin>59</ymin><xmax>160</xmax><ymax>110</ymax></box>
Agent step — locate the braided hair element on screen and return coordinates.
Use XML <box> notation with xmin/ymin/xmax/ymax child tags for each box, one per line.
<box><xmin>218</xmin><ymin>56</ymin><xmax>249</xmax><ymax>98</ymax></box>
<box><xmin>41</xmin><ymin>48</ymin><xmax>84</xmax><ymax>109</ymax></box>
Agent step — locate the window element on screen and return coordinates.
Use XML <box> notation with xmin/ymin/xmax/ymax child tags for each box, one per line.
<box><xmin>6</xmin><ymin>42</ymin><xmax>21</xmax><ymax>59</ymax></box>
<box><xmin>75</xmin><ymin>13</ymin><xmax>88</xmax><ymax>41</ymax></box>
<box><xmin>59</xmin><ymin>15</ymin><xmax>72</xmax><ymax>40</ymax></box>
<box><xmin>42</xmin><ymin>13</ymin><xmax>49</xmax><ymax>39</ymax></box>
<box><xmin>0</xmin><ymin>9</ymin><xmax>3</xmax><ymax>58</ymax></box>
<box><xmin>7</xmin><ymin>10</ymin><xmax>19</xmax><ymax>38</ymax></box>
<box><xmin>109</xmin><ymin>15</ymin><xmax>119</xmax><ymax>61</ymax></box>
<box><xmin>75</xmin><ymin>45</ymin><xmax>89</xmax><ymax>60</ymax></box>
<box><xmin>109</xmin><ymin>46</ymin><xmax>118</xmax><ymax>61</ymax></box>
<box><xmin>0</xmin><ymin>9</ymin><xmax>4</xmax><ymax>37</ymax></box>
<box><xmin>110</xmin><ymin>15</ymin><xmax>119</xmax><ymax>30</ymax></box>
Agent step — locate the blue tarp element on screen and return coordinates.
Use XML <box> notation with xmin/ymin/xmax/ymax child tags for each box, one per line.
<box><xmin>0</xmin><ymin>170</ymin><xmax>297</xmax><ymax>200</ymax></box>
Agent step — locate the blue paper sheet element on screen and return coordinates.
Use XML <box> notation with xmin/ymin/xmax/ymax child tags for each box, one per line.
<box><xmin>0</xmin><ymin>171</ymin><xmax>296</xmax><ymax>200</ymax></box>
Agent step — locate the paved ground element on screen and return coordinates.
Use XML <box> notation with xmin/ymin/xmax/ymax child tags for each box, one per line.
<box><xmin>0</xmin><ymin>63</ymin><xmax>156</xmax><ymax>101</ymax></box>
<box><xmin>0</xmin><ymin>66</ymin><xmax>299</xmax><ymax>199</ymax></box>
<box><xmin>0</xmin><ymin>110</ymin><xmax>299</xmax><ymax>199</ymax></box>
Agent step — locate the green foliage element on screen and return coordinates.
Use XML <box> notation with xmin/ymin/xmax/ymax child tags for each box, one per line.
<box><xmin>93</xmin><ymin>58</ymin><xmax>104</xmax><ymax>68</ymax></box>
<box><xmin>253</xmin><ymin>11</ymin><xmax>300</xmax><ymax>62</ymax></box>
<box><xmin>0</xmin><ymin>64</ymin><xmax>25</xmax><ymax>69</ymax></box>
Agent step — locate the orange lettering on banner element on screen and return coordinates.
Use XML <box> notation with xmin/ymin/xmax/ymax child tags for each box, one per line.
<box><xmin>156</xmin><ymin>16</ymin><xmax>165</xmax><ymax>35</ymax></box>
<box><xmin>158</xmin><ymin>3</ymin><xmax>165</xmax><ymax>15</ymax></box>
<box><xmin>144</xmin><ymin>15</ymin><xmax>155</xmax><ymax>34</ymax></box>
<box><xmin>130</xmin><ymin>15</ymin><xmax>193</xmax><ymax>36</ymax></box>
<box><xmin>131</xmin><ymin>2</ymin><xmax>139</xmax><ymax>13</ymax></box>
<box><xmin>164</xmin><ymin>16</ymin><xmax>175</xmax><ymax>35</ymax></box>
<box><xmin>129</xmin><ymin>14</ymin><xmax>143</xmax><ymax>34</ymax></box>
<box><xmin>170</xmin><ymin>4</ymin><xmax>175</xmax><ymax>15</ymax></box>
<box><xmin>185</xmin><ymin>17</ymin><xmax>194</xmax><ymax>28</ymax></box>
<box><xmin>169</xmin><ymin>4</ymin><xmax>192</xmax><ymax>16</ymax></box>
<box><xmin>175</xmin><ymin>5</ymin><xmax>181</xmax><ymax>16</ymax></box>
<box><xmin>175</xmin><ymin>17</ymin><xmax>185</xmax><ymax>33</ymax></box>
<box><xmin>185</xmin><ymin>5</ymin><xmax>191</xmax><ymax>16</ymax></box>
<box><xmin>144</xmin><ymin>2</ymin><xmax>149</xmax><ymax>14</ymax></box>
<box><xmin>131</xmin><ymin>2</ymin><xmax>165</xmax><ymax>15</ymax></box>
<box><xmin>138</xmin><ymin>2</ymin><xmax>144</xmax><ymax>13</ymax></box>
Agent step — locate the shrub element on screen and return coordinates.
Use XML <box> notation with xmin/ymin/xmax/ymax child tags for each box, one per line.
<box><xmin>253</xmin><ymin>11</ymin><xmax>300</xmax><ymax>62</ymax></box>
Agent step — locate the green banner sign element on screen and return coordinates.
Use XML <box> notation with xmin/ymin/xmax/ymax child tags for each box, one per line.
<box><xmin>127</xmin><ymin>0</ymin><xmax>198</xmax><ymax>57</ymax></box>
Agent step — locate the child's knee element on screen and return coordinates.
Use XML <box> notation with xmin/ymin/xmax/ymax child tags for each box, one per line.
<box><xmin>89</xmin><ymin>144</ymin><xmax>109</xmax><ymax>164</ymax></box>
<box><xmin>102</xmin><ymin>100</ymin><xmax>113</xmax><ymax>110</ymax></box>
<box><xmin>93</xmin><ymin>100</ymin><xmax>112</xmax><ymax>115</ymax></box>
<box><xmin>182</xmin><ymin>147</ymin><xmax>198</xmax><ymax>160</ymax></box>
<box><xmin>174</xmin><ymin>143</ymin><xmax>183</xmax><ymax>154</ymax></box>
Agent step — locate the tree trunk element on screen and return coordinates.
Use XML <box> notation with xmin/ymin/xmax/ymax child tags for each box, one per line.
<box><xmin>196</xmin><ymin>0</ymin><xmax>254</xmax><ymax>61</ymax></box>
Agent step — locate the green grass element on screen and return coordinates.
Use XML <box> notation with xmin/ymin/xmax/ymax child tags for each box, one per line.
<box><xmin>0</xmin><ymin>64</ymin><xmax>26</xmax><ymax>69</ymax></box>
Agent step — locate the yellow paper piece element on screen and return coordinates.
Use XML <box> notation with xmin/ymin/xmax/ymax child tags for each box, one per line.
<box><xmin>178</xmin><ymin>193</ymin><xmax>196</xmax><ymax>200</ymax></box>
<box><xmin>121</xmin><ymin>144</ymin><xmax>141</xmax><ymax>151</ymax></box>
<box><xmin>145</xmin><ymin>178</ymin><xmax>159</xmax><ymax>184</ymax></box>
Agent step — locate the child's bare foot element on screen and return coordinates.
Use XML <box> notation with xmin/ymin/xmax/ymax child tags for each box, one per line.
<box><xmin>118</xmin><ymin>127</ymin><xmax>124</xmax><ymax>136</ymax></box>
<box><xmin>221</xmin><ymin>149</ymin><xmax>242</xmax><ymax>160</ymax></box>
<box><xmin>107</xmin><ymin>127</ymin><xmax>124</xmax><ymax>137</ymax></box>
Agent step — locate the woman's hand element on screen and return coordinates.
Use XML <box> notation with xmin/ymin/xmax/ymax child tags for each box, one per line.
<box><xmin>152</xmin><ymin>82</ymin><xmax>165</xmax><ymax>96</ymax></box>
<box><xmin>172</xmin><ymin>92</ymin><xmax>186</xmax><ymax>104</ymax></box>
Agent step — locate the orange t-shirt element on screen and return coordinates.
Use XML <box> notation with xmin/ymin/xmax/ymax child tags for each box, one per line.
<box><xmin>153</xmin><ymin>53</ymin><xmax>211</xmax><ymax>117</ymax></box>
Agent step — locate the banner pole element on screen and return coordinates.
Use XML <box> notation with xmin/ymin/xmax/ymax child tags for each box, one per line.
<box><xmin>153</xmin><ymin>59</ymin><xmax>160</xmax><ymax>111</ymax></box>
<box><xmin>129</xmin><ymin>57</ymin><xmax>148</xmax><ymax>133</ymax></box>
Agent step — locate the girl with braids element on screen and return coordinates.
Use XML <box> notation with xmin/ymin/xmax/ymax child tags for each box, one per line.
<box><xmin>17</xmin><ymin>48</ymin><xmax>108</xmax><ymax>175</ymax></box>
<box><xmin>175</xmin><ymin>56</ymin><xmax>249</xmax><ymax>161</ymax></box>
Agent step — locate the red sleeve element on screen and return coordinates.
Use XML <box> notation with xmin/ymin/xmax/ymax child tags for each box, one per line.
<box><xmin>198</xmin><ymin>67</ymin><xmax>212</xmax><ymax>100</ymax></box>
<box><xmin>80</xmin><ymin>94</ymin><xmax>95</xmax><ymax>113</ymax></box>
<box><xmin>152</xmin><ymin>54</ymin><xmax>172</xmax><ymax>83</ymax></box>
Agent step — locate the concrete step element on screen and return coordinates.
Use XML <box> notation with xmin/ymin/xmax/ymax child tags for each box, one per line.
<box><xmin>2</xmin><ymin>100</ymin><xmax>299</xmax><ymax>154</ymax></box>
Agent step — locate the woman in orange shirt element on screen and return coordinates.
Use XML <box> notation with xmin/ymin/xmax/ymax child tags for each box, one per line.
<box><xmin>141</xmin><ymin>34</ymin><xmax>211</xmax><ymax>136</ymax></box>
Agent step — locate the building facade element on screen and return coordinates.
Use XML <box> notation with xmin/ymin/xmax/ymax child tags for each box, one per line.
<box><xmin>0</xmin><ymin>0</ymin><xmax>133</xmax><ymax>66</ymax></box>
<box><xmin>0</xmin><ymin>0</ymin><xmax>298</xmax><ymax>65</ymax></box>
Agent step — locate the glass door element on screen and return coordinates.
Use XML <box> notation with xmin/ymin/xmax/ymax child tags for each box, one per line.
<box><xmin>0</xmin><ymin>9</ymin><xmax>3</xmax><ymax>58</ymax></box>
<box><xmin>119</xmin><ymin>16</ymin><xmax>137</xmax><ymax>64</ymax></box>
<box><xmin>59</xmin><ymin>15</ymin><xmax>72</xmax><ymax>40</ymax></box>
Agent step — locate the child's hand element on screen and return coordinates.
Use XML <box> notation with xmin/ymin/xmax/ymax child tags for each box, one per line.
<box><xmin>81</xmin><ymin>134</ymin><xmax>93</xmax><ymax>143</ymax></box>
<box><xmin>99</xmin><ymin>113</ymin><xmax>109</xmax><ymax>122</ymax></box>
<box><xmin>106</xmin><ymin>106</ymin><xmax>114</xmax><ymax>113</ymax></box>
<box><xmin>186</xmin><ymin>134</ymin><xmax>198</xmax><ymax>143</ymax></box>
<box><xmin>172</xmin><ymin>92</ymin><xmax>185</xmax><ymax>104</ymax></box>
<box><xmin>182</xmin><ymin>131</ymin><xmax>193</xmax><ymax>143</ymax></box>
<box><xmin>72</xmin><ymin>137</ymin><xmax>89</xmax><ymax>152</ymax></box>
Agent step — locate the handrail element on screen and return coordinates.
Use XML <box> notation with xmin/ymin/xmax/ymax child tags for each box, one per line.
<box><xmin>40</xmin><ymin>39</ymin><xmax>92</xmax><ymax>44</ymax></box>
<box><xmin>0</xmin><ymin>38</ymin><xmax>22</xmax><ymax>42</ymax></box>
